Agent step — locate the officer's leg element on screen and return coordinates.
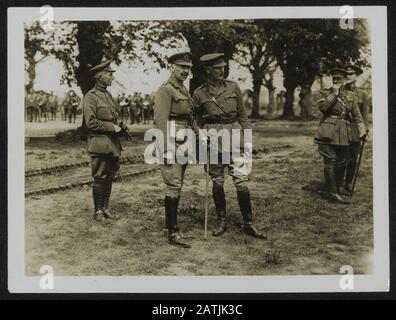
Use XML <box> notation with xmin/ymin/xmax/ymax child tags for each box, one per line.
<box><xmin>91</xmin><ymin>156</ymin><xmax>110</xmax><ymax>224</ymax></box>
<box><xmin>334</xmin><ymin>145</ymin><xmax>351</xmax><ymax>195</ymax></box>
<box><xmin>229</xmin><ymin>161</ymin><xmax>267</xmax><ymax>239</ymax></box>
<box><xmin>345</xmin><ymin>141</ymin><xmax>361</xmax><ymax>192</ymax></box>
<box><xmin>161</xmin><ymin>163</ymin><xmax>190</xmax><ymax>248</ymax></box>
<box><xmin>318</xmin><ymin>144</ymin><xmax>349</xmax><ymax>204</ymax></box>
<box><xmin>102</xmin><ymin>157</ymin><xmax>120</xmax><ymax>220</ymax></box>
<box><xmin>207</xmin><ymin>163</ymin><xmax>227</xmax><ymax>236</ymax></box>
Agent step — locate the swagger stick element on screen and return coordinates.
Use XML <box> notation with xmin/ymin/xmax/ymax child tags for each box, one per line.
<box><xmin>349</xmin><ymin>136</ymin><xmax>367</xmax><ymax>201</ymax></box>
<box><xmin>204</xmin><ymin>146</ymin><xmax>209</xmax><ymax>240</ymax></box>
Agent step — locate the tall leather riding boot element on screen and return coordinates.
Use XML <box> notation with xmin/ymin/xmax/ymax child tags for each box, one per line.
<box><xmin>92</xmin><ymin>180</ymin><xmax>109</xmax><ymax>224</ymax></box>
<box><xmin>324</xmin><ymin>163</ymin><xmax>337</xmax><ymax>194</ymax></box>
<box><xmin>212</xmin><ymin>184</ymin><xmax>227</xmax><ymax>236</ymax></box>
<box><xmin>236</xmin><ymin>189</ymin><xmax>267</xmax><ymax>239</ymax></box>
<box><xmin>164</xmin><ymin>196</ymin><xmax>179</xmax><ymax>232</ymax></box>
<box><xmin>165</xmin><ymin>196</ymin><xmax>190</xmax><ymax>248</ymax></box>
<box><xmin>102</xmin><ymin>179</ymin><xmax>120</xmax><ymax>220</ymax></box>
<box><xmin>345</xmin><ymin>158</ymin><xmax>357</xmax><ymax>192</ymax></box>
<box><xmin>335</xmin><ymin>164</ymin><xmax>350</xmax><ymax>196</ymax></box>
<box><xmin>324</xmin><ymin>164</ymin><xmax>350</xmax><ymax>204</ymax></box>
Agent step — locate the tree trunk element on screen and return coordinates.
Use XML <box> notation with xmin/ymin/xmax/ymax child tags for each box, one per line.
<box><xmin>266</xmin><ymin>71</ymin><xmax>276</xmax><ymax>116</ymax></box>
<box><xmin>282</xmin><ymin>80</ymin><xmax>297</xmax><ymax>119</ymax></box>
<box><xmin>251</xmin><ymin>77</ymin><xmax>261</xmax><ymax>119</ymax></box>
<box><xmin>75</xmin><ymin>21</ymin><xmax>110</xmax><ymax>95</ymax></box>
<box><xmin>299</xmin><ymin>85</ymin><xmax>313</xmax><ymax>120</ymax></box>
<box><xmin>25</xmin><ymin>54</ymin><xmax>36</xmax><ymax>92</ymax></box>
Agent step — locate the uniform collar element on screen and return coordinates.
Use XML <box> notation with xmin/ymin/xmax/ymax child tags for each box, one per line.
<box><xmin>169</xmin><ymin>75</ymin><xmax>187</xmax><ymax>92</ymax></box>
<box><xmin>94</xmin><ymin>81</ymin><xmax>107</xmax><ymax>92</ymax></box>
<box><xmin>205</xmin><ymin>79</ymin><xmax>226</xmax><ymax>96</ymax></box>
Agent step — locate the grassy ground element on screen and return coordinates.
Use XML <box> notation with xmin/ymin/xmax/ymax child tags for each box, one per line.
<box><xmin>25</xmin><ymin>121</ymin><xmax>373</xmax><ymax>276</ymax></box>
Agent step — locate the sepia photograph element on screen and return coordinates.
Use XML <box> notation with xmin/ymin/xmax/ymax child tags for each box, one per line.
<box><xmin>8</xmin><ymin>6</ymin><xmax>388</xmax><ymax>293</ymax></box>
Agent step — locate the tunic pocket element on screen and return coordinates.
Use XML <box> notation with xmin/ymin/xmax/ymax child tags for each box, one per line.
<box><xmin>223</xmin><ymin>92</ymin><xmax>237</xmax><ymax>111</ymax></box>
<box><xmin>97</xmin><ymin>105</ymin><xmax>113</xmax><ymax>121</ymax></box>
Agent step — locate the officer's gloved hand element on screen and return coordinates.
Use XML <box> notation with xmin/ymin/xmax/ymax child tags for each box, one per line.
<box><xmin>360</xmin><ymin>132</ymin><xmax>367</xmax><ymax>141</ymax></box>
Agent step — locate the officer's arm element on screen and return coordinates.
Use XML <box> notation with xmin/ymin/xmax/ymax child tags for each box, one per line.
<box><xmin>83</xmin><ymin>94</ymin><xmax>116</xmax><ymax>132</ymax></box>
<box><xmin>154</xmin><ymin>86</ymin><xmax>172</xmax><ymax>153</ymax></box>
<box><xmin>235</xmin><ymin>83</ymin><xmax>250</xmax><ymax>129</ymax></box>
<box><xmin>351</xmin><ymin>96</ymin><xmax>366</xmax><ymax>137</ymax></box>
<box><xmin>317</xmin><ymin>92</ymin><xmax>338</xmax><ymax>113</ymax></box>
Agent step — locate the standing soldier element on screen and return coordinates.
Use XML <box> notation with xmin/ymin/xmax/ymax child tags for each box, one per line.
<box><xmin>33</xmin><ymin>91</ymin><xmax>41</xmax><ymax>122</ymax></box>
<box><xmin>63</xmin><ymin>91</ymin><xmax>71</xmax><ymax>122</ymax></box>
<box><xmin>193</xmin><ymin>53</ymin><xmax>266</xmax><ymax>239</ymax></box>
<box><xmin>69</xmin><ymin>90</ymin><xmax>80</xmax><ymax>123</ymax></box>
<box><xmin>48</xmin><ymin>91</ymin><xmax>58</xmax><ymax>121</ymax></box>
<box><xmin>343</xmin><ymin>65</ymin><xmax>370</xmax><ymax>193</ymax></box>
<box><xmin>154</xmin><ymin>51</ymin><xmax>196</xmax><ymax>248</ymax></box>
<box><xmin>83</xmin><ymin>60</ymin><xmax>122</xmax><ymax>224</ymax></box>
<box><xmin>25</xmin><ymin>89</ymin><xmax>36</xmax><ymax>122</ymax></box>
<box><xmin>119</xmin><ymin>93</ymin><xmax>129</xmax><ymax>123</ymax></box>
<box><xmin>127</xmin><ymin>94</ymin><xmax>134</xmax><ymax>125</ymax></box>
<box><xmin>314</xmin><ymin>68</ymin><xmax>366</xmax><ymax>203</ymax></box>
<box><xmin>142</xmin><ymin>94</ymin><xmax>151</xmax><ymax>124</ymax></box>
<box><xmin>136</xmin><ymin>93</ymin><xmax>143</xmax><ymax>124</ymax></box>
<box><xmin>37</xmin><ymin>91</ymin><xmax>48</xmax><ymax>122</ymax></box>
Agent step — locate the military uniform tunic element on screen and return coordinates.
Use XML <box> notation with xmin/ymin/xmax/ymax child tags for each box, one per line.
<box><xmin>83</xmin><ymin>84</ymin><xmax>121</xmax><ymax>181</ymax></box>
<box><xmin>154</xmin><ymin>75</ymin><xmax>196</xmax><ymax>198</ymax></box>
<box><xmin>193</xmin><ymin>79</ymin><xmax>250</xmax><ymax>188</ymax></box>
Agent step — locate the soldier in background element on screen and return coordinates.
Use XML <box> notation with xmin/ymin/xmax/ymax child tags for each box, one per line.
<box><xmin>142</xmin><ymin>94</ymin><xmax>151</xmax><ymax>124</ymax></box>
<box><xmin>69</xmin><ymin>90</ymin><xmax>80</xmax><ymax>123</ymax></box>
<box><xmin>36</xmin><ymin>90</ymin><xmax>48</xmax><ymax>122</ymax></box>
<box><xmin>135</xmin><ymin>93</ymin><xmax>143</xmax><ymax>124</ymax></box>
<box><xmin>154</xmin><ymin>51</ymin><xmax>197</xmax><ymax>248</ymax></box>
<box><xmin>343</xmin><ymin>65</ymin><xmax>370</xmax><ymax>193</ymax></box>
<box><xmin>48</xmin><ymin>91</ymin><xmax>58</xmax><ymax>121</ymax></box>
<box><xmin>314</xmin><ymin>68</ymin><xmax>366</xmax><ymax>203</ymax></box>
<box><xmin>119</xmin><ymin>93</ymin><xmax>129</xmax><ymax>123</ymax></box>
<box><xmin>193</xmin><ymin>53</ymin><xmax>266</xmax><ymax>239</ymax></box>
<box><xmin>83</xmin><ymin>60</ymin><xmax>122</xmax><ymax>224</ymax></box>
<box><xmin>129</xmin><ymin>92</ymin><xmax>138</xmax><ymax>125</ymax></box>
<box><xmin>25</xmin><ymin>89</ymin><xmax>36</xmax><ymax>122</ymax></box>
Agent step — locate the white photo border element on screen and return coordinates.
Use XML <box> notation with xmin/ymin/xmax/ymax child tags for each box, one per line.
<box><xmin>8</xmin><ymin>6</ymin><xmax>389</xmax><ymax>293</ymax></box>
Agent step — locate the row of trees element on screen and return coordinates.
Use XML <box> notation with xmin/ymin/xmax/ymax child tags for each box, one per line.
<box><xmin>25</xmin><ymin>19</ymin><xmax>370</xmax><ymax>119</ymax></box>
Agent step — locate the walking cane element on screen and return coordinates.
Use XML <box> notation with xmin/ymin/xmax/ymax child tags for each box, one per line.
<box><xmin>349</xmin><ymin>135</ymin><xmax>367</xmax><ymax>201</ymax></box>
<box><xmin>204</xmin><ymin>145</ymin><xmax>209</xmax><ymax>240</ymax></box>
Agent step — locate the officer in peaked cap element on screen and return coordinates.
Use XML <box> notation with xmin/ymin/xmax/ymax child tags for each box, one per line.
<box><xmin>343</xmin><ymin>64</ymin><xmax>370</xmax><ymax>194</ymax></box>
<box><xmin>314</xmin><ymin>67</ymin><xmax>366</xmax><ymax>203</ymax></box>
<box><xmin>154</xmin><ymin>50</ymin><xmax>198</xmax><ymax>248</ymax></box>
<box><xmin>83</xmin><ymin>60</ymin><xmax>123</xmax><ymax>224</ymax></box>
<box><xmin>193</xmin><ymin>53</ymin><xmax>266</xmax><ymax>239</ymax></box>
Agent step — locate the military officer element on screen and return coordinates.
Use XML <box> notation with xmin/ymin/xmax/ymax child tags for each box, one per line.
<box><xmin>83</xmin><ymin>60</ymin><xmax>122</xmax><ymax>224</ymax></box>
<box><xmin>343</xmin><ymin>64</ymin><xmax>370</xmax><ymax>193</ymax></box>
<box><xmin>154</xmin><ymin>51</ymin><xmax>197</xmax><ymax>248</ymax></box>
<box><xmin>315</xmin><ymin>68</ymin><xmax>366</xmax><ymax>203</ymax></box>
<box><xmin>193</xmin><ymin>53</ymin><xmax>266</xmax><ymax>239</ymax></box>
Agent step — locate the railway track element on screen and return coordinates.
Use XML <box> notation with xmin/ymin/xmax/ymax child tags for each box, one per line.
<box><xmin>25</xmin><ymin>144</ymin><xmax>293</xmax><ymax>196</ymax></box>
<box><xmin>25</xmin><ymin>166</ymin><xmax>160</xmax><ymax>196</ymax></box>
